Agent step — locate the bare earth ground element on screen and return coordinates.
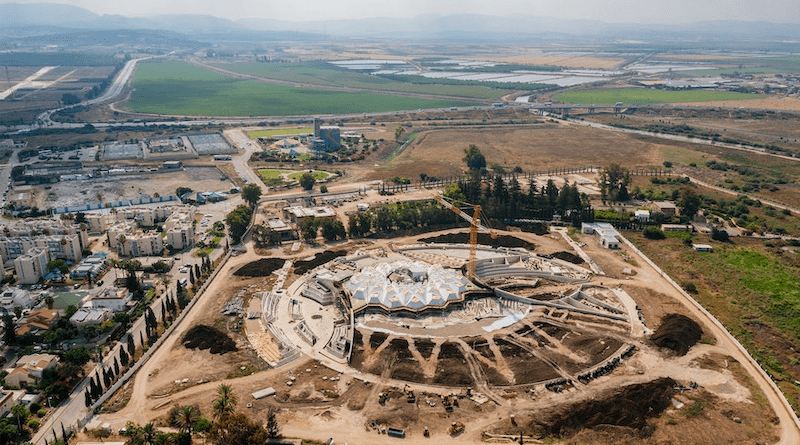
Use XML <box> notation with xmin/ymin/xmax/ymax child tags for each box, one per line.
<box><xmin>91</xmin><ymin>226</ymin><xmax>788</xmax><ymax>445</ymax></box>
<box><xmin>30</xmin><ymin>166</ymin><xmax>234</xmax><ymax>209</ymax></box>
<box><xmin>367</xmin><ymin>120</ymin><xmax>666</xmax><ymax>182</ymax></box>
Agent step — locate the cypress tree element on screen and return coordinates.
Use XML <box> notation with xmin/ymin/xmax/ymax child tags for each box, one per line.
<box><xmin>119</xmin><ymin>345</ymin><xmax>129</xmax><ymax>367</ymax></box>
<box><xmin>127</xmin><ymin>334</ymin><xmax>136</xmax><ymax>356</ymax></box>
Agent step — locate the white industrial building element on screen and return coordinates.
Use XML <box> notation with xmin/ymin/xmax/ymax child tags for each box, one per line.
<box><xmin>581</xmin><ymin>222</ymin><xmax>620</xmax><ymax>249</ymax></box>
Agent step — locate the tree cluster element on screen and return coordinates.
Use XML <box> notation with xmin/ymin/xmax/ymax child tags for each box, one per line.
<box><xmin>348</xmin><ymin>200</ymin><xmax>461</xmax><ymax>238</ymax></box>
<box><xmin>225</xmin><ymin>205</ymin><xmax>254</xmax><ymax>244</ymax></box>
<box><xmin>449</xmin><ymin>175</ymin><xmax>593</xmax><ymax>226</ymax></box>
<box><xmin>598</xmin><ymin>163</ymin><xmax>631</xmax><ymax>203</ymax></box>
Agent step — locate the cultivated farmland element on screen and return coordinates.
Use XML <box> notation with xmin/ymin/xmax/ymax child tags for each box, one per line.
<box><xmin>211</xmin><ymin>61</ymin><xmax>509</xmax><ymax>99</ymax></box>
<box><xmin>126</xmin><ymin>61</ymin><xmax>478</xmax><ymax>116</ymax></box>
<box><xmin>554</xmin><ymin>88</ymin><xmax>764</xmax><ymax>104</ymax></box>
<box><xmin>247</xmin><ymin>127</ymin><xmax>313</xmax><ymax>138</ymax></box>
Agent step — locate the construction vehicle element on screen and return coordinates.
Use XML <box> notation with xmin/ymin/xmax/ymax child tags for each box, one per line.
<box><xmin>433</xmin><ymin>194</ymin><xmax>498</xmax><ymax>280</ymax></box>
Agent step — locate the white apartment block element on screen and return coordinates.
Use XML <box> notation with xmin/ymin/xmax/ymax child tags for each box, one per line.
<box><xmin>1</xmin><ymin>219</ymin><xmax>88</xmax><ymax>250</ymax></box>
<box><xmin>164</xmin><ymin>207</ymin><xmax>195</xmax><ymax>250</ymax></box>
<box><xmin>13</xmin><ymin>247</ymin><xmax>49</xmax><ymax>285</ymax></box>
<box><xmin>0</xmin><ymin>234</ymin><xmax>82</xmax><ymax>265</ymax></box>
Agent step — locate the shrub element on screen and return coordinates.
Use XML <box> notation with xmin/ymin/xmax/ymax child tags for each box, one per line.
<box><xmin>683</xmin><ymin>282</ymin><xmax>698</xmax><ymax>294</ymax></box>
<box><xmin>711</xmin><ymin>227</ymin><xmax>730</xmax><ymax>242</ymax></box>
<box><xmin>643</xmin><ymin>226</ymin><xmax>666</xmax><ymax>240</ymax></box>
<box><xmin>28</xmin><ymin>419</ymin><xmax>40</xmax><ymax>430</ymax></box>
<box><xmin>37</xmin><ymin>409</ymin><xmax>46</xmax><ymax>418</ymax></box>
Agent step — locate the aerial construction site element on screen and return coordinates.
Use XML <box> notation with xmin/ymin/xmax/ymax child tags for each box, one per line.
<box><xmin>94</xmin><ymin>184</ymin><xmax>791</xmax><ymax>444</ymax></box>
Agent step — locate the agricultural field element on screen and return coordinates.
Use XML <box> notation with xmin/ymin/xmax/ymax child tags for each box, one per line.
<box><xmin>682</xmin><ymin>56</ymin><xmax>800</xmax><ymax>76</ymax></box>
<box><xmin>554</xmin><ymin>88</ymin><xmax>764</xmax><ymax>105</ymax></box>
<box><xmin>212</xmin><ymin>61</ymin><xmax>511</xmax><ymax>99</ymax></box>
<box><xmin>630</xmin><ymin>234</ymin><xmax>800</xmax><ymax>414</ymax></box>
<box><xmin>126</xmin><ymin>61</ymin><xmax>479</xmax><ymax>117</ymax></box>
<box><xmin>247</xmin><ymin>127</ymin><xmax>313</xmax><ymax>138</ymax></box>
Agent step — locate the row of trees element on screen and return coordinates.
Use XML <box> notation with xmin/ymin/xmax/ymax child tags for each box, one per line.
<box><xmin>348</xmin><ymin>200</ymin><xmax>462</xmax><ymax>238</ymax></box>
<box><xmin>444</xmin><ymin>174</ymin><xmax>593</xmax><ymax>226</ymax></box>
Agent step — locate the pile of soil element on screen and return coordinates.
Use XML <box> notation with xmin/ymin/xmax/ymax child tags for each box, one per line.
<box><xmin>293</xmin><ymin>250</ymin><xmax>347</xmax><ymax>275</ymax></box>
<box><xmin>528</xmin><ymin>377</ymin><xmax>676</xmax><ymax>438</ymax></box>
<box><xmin>551</xmin><ymin>250</ymin><xmax>584</xmax><ymax>264</ymax></box>
<box><xmin>650</xmin><ymin>313</ymin><xmax>704</xmax><ymax>356</ymax></box>
<box><xmin>233</xmin><ymin>258</ymin><xmax>285</xmax><ymax>277</ymax></box>
<box><xmin>182</xmin><ymin>325</ymin><xmax>238</xmax><ymax>354</ymax></box>
<box><xmin>419</xmin><ymin>232</ymin><xmax>535</xmax><ymax>251</ymax></box>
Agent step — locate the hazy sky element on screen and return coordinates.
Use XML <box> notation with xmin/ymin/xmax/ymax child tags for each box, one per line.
<box><xmin>15</xmin><ymin>0</ymin><xmax>800</xmax><ymax>23</ymax></box>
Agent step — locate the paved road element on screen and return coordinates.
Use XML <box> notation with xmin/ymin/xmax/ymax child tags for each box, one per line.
<box><xmin>223</xmin><ymin>128</ymin><xmax>262</xmax><ymax>186</ymax></box>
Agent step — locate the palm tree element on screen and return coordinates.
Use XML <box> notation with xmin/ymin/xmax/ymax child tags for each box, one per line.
<box><xmin>10</xmin><ymin>405</ymin><xmax>27</xmax><ymax>434</ymax></box>
<box><xmin>172</xmin><ymin>405</ymin><xmax>200</xmax><ymax>434</ymax></box>
<box><xmin>128</xmin><ymin>423</ymin><xmax>157</xmax><ymax>445</ymax></box>
<box><xmin>212</xmin><ymin>384</ymin><xmax>237</xmax><ymax>420</ymax></box>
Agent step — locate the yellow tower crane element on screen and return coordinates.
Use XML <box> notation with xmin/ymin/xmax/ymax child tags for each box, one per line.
<box><xmin>433</xmin><ymin>195</ymin><xmax>497</xmax><ymax>280</ymax></box>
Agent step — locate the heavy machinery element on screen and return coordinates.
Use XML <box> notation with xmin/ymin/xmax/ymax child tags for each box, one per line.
<box><xmin>433</xmin><ymin>194</ymin><xmax>497</xmax><ymax>280</ymax></box>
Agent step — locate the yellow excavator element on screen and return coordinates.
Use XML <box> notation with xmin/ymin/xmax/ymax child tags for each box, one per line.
<box><xmin>433</xmin><ymin>194</ymin><xmax>498</xmax><ymax>280</ymax></box>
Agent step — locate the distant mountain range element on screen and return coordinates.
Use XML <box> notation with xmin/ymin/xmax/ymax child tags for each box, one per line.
<box><xmin>2</xmin><ymin>2</ymin><xmax>800</xmax><ymax>44</ymax></box>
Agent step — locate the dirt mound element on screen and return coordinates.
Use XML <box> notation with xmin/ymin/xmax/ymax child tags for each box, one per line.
<box><xmin>650</xmin><ymin>313</ymin><xmax>703</xmax><ymax>356</ymax></box>
<box><xmin>182</xmin><ymin>325</ymin><xmax>238</xmax><ymax>355</ymax></box>
<box><xmin>418</xmin><ymin>232</ymin><xmax>535</xmax><ymax>251</ymax></box>
<box><xmin>551</xmin><ymin>250</ymin><xmax>583</xmax><ymax>264</ymax></box>
<box><xmin>529</xmin><ymin>377</ymin><xmax>676</xmax><ymax>438</ymax></box>
<box><xmin>293</xmin><ymin>250</ymin><xmax>347</xmax><ymax>275</ymax></box>
<box><xmin>233</xmin><ymin>258</ymin><xmax>285</xmax><ymax>277</ymax></box>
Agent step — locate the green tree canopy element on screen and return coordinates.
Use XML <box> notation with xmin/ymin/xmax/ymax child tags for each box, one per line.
<box><xmin>225</xmin><ymin>205</ymin><xmax>254</xmax><ymax>244</ymax></box>
<box><xmin>299</xmin><ymin>172</ymin><xmax>316</xmax><ymax>191</ymax></box>
<box><xmin>463</xmin><ymin>144</ymin><xmax>486</xmax><ymax>172</ymax></box>
<box><xmin>241</xmin><ymin>184</ymin><xmax>262</xmax><ymax>208</ymax></box>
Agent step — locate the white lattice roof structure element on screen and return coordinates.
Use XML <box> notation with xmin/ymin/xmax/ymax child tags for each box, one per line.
<box><xmin>346</xmin><ymin>261</ymin><xmax>467</xmax><ymax>310</ymax></box>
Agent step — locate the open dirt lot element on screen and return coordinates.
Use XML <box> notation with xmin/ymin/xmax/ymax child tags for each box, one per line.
<box><xmin>31</xmin><ymin>165</ymin><xmax>234</xmax><ymax>209</ymax></box>
<box><xmin>368</xmin><ymin>120</ymin><xmax>665</xmax><ymax>181</ymax></box>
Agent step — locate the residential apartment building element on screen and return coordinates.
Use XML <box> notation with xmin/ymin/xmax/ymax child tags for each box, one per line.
<box><xmin>13</xmin><ymin>247</ymin><xmax>49</xmax><ymax>284</ymax></box>
<box><xmin>0</xmin><ymin>234</ymin><xmax>82</xmax><ymax>265</ymax></box>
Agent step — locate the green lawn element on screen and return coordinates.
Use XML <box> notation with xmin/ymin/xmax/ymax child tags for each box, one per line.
<box><xmin>248</xmin><ymin>128</ymin><xmax>313</xmax><ymax>139</ymax></box>
<box><xmin>212</xmin><ymin>61</ymin><xmax>507</xmax><ymax>99</ymax></box>
<box><xmin>258</xmin><ymin>169</ymin><xmax>288</xmax><ymax>180</ymax></box>
<box><xmin>554</xmin><ymin>88</ymin><xmax>764</xmax><ymax>105</ymax></box>
<box><xmin>288</xmin><ymin>171</ymin><xmax>330</xmax><ymax>181</ymax></box>
<box><xmin>127</xmin><ymin>61</ymin><xmax>479</xmax><ymax>116</ymax></box>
